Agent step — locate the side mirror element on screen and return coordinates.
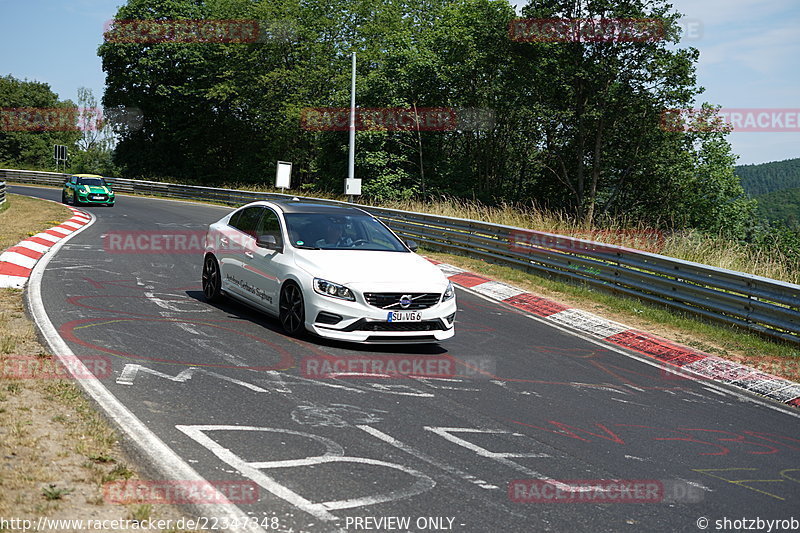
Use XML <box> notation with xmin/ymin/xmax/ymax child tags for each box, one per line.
<box><xmin>406</xmin><ymin>239</ymin><xmax>419</xmax><ymax>252</ymax></box>
<box><xmin>256</xmin><ymin>234</ymin><xmax>281</xmax><ymax>251</ymax></box>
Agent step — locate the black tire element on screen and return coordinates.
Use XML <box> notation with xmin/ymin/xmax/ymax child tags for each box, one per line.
<box><xmin>202</xmin><ymin>255</ymin><xmax>223</xmax><ymax>303</ymax></box>
<box><xmin>279</xmin><ymin>282</ymin><xmax>305</xmax><ymax>336</ymax></box>
<box><xmin>61</xmin><ymin>191</ymin><xmax>68</xmax><ymax>204</ymax></box>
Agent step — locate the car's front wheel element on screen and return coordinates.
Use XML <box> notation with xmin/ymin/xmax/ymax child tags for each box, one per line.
<box><xmin>202</xmin><ymin>255</ymin><xmax>223</xmax><ymax>303</ymax></box>
<box><xmin>279</xmin><ymin>282</ymin><xmax>305</xmax><ymax>336</ymax></box>
<box><xmin>61</xmin><ymin>191</ymin><xmax>68</xmax><ymax>204</ymax></box>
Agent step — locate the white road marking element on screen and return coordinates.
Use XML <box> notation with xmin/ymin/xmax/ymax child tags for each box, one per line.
<box><xmin>116</xmin><ymin>364</ymin><xmax>268</xmax><ymax>392</ymax></box>
<box><xmin>0</xmin><ymin>251</ymin><xmax>38</xmax><ymax>269</ymax></box>
<box><xmin>424</xmin><ymin>426</ymin><xmax>601</xmax><ymax>493</ymax></box>
<box><xmin>25</xmin><ymin>210</ymin><xmax>265</xmax><ymax>531</ymax></box>
<box><xmin>0</xmin><ymin>274</ymin><xmax>27</xmax><ymax>289</ymax></box>
<box><xmin>357</xmin><ymin>426</ymin><xmax>500</xmax><ymax>490</ymax></box>
<box><xmin>15</xmin><ymin>240</ymin><xmax>50</xmax><ymax>253</ymax></box>
<box><xmin>453</xmin><ymin>282</ymin><xmax>800</xmax><ymax>419</ymax></box>
<box><xmin>470</xmin><ymin>280</ymin><xmax>526</xmax><ymax>301</ymax></box>
<box><xmin>547</xmin><ymin>308</ymin><xmax>629</xmax><ymax>338</ymax></box>
<box><xmin>435</xmin><ymin>263</ymin><xmax>466</xmax><ymax>276</ymax></box>
<box><xmin>31</xmin><ymin>232</ymin><xmax>60</xmax><ymax>243</ymax></box>
<box><xmin>176</xmin><ymin>425</ymin><xmax>435</xmax><ymax>521</ymax></box>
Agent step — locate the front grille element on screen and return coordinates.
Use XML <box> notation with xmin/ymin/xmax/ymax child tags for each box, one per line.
<box><xmin>349</xmin><ymin>319</ymin><xmax>446</xmax><ymax>332</ymax></box>
<box><xmin>364</xmin><ymin>292</ymin><xmax>441</xmax><ymax>310</ymax></box>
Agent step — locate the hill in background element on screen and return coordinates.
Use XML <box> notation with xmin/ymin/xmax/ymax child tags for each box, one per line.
<box><xmin>736</xmin><ymin>157</ymin><xmax>800</xmax><ymax>196</ymax></box>
<box><xmin>735</xmin><ymin>158</ymin><xmax>800</xmax><ymax>229</ymax></box>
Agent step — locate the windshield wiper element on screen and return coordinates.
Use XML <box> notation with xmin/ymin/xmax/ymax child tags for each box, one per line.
<box><xmin>295</xmin><ymin>245</ymin><xmax>321</xmax><ymax>250</ymax></box>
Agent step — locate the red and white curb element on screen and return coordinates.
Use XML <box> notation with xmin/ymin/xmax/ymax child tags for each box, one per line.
<box><xmin>431</xmin><ymin>260</ymin><xmax>800</xmax><ymax>408</ymax></box>
<box><xmin>0</xmin><ymin>207</ymin><xmax>91</xmax><ymax>288</ymax></box>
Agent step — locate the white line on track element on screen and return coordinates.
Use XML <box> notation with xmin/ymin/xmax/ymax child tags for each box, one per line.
<box><xmin>25</xmin><ymin>203</ymin><xmax>265</xmax><ymax>532</ymax></box>
<box><xmin>453</xmin><ymin>282</ymin><xmax>800</xmax><ymax>420</ymax></box>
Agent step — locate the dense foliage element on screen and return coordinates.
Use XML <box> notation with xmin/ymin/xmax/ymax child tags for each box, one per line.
<box><xmin>735</xmin><ymin>158</ymin><xmax>800</xmax><ymax>261</ymax></box>
<box><xmin>0</xmin><ymin>75</ymin><xmax>80</xmax><ymax>169</ymax></box>
<box><xmin>754</xmin><ymin>187</ymin><xmax>800</xmax><ymax>230</ymax></box>
<box><xmin>97</xmin><ymin>0</ymin><xmax>753</xmax><ymax>233</ymax></box>
<box><xmin>736</xmin><ymin>157</ymin><xmax>800</xmax><ymax>196</ymax></box>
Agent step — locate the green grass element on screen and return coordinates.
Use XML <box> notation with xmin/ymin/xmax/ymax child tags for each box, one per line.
<box><xmin>41</xmin><ymin>484</ymin><xmax>73</xmax><ymax>501</ymax></box>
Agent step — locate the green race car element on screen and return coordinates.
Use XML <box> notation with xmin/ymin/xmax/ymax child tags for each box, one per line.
<box><xmin>62</xmin><ymin>174</ymin><xmax>115</xmax><ymax>206</ymax></box>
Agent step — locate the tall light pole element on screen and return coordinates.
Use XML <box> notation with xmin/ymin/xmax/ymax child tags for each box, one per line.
<box><xmin>344</xmin><ymin>51</ymin><xmax>361</xmax><ymax>201</ymax></box>
<box><xmin>348</xmin><ymin>51</ymin><xmax>356</xmax><ymax>185</ymax></box>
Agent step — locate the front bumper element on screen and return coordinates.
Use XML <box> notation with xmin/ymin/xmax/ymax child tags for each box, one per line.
<box><xmin>306</xmin><ymin>292</ymin><xmax>457</xmax><ymax>344</ymax></box>
<box><xmin>78</xmin><ymin>193</ymin><xmax>114</xmax><ymax>205</ymax></box>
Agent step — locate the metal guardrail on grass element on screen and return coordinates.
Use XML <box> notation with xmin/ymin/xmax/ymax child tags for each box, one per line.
<box><xmin>3</xmin><ymin>167</ymin><xmax>799</xmax><ymax>345</ymax></box>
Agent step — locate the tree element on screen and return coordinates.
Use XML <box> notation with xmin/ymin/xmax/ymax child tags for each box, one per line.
<box><xmin>69</xmin><ymin>87</ymin><xmax>117</xmax><ymax>175</ymax></box>
<box><xmin>0</xmin><ymin>75</ymin><xmax>80</xmax><ymax>169</ymax></box>
<box><xmin>98</xmin><ymin>0</ymin><xmax>749</xmax><ymax>239</ymax></box>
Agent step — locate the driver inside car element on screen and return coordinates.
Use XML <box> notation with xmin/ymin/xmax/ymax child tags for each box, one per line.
<box><xmin>316</xmin><ymin>222</ymin><xmax>353</xmax><ymax>248</ymax></box>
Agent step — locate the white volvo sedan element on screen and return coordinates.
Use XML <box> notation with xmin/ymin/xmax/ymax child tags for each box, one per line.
<box><xmin>202</xmin><ymin>200</ymin><xmax>456</xmax><ymax>343</ymax></box>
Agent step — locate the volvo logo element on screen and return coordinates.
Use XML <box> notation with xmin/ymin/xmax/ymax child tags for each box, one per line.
<box><xmin>399</xmin><ymin>295</ymin><xmax>413</xmax><ymax>309</ymax></box>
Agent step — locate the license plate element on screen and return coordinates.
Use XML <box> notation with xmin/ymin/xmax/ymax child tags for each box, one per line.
<box><xmin>91</xmin><ymin>195</ymin><xmax>103</xmax><ymax>200</ymax></box>
<box><xmin>387</xmin><ymin>311</ymin><xmax>422</xmax><ymax>322</ymax></box>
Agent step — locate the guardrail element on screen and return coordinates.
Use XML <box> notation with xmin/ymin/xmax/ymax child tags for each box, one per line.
<box><xmin>3</xmin><ymin>167</ymin><xmax>799</xmax><ymax>345</ymax></box>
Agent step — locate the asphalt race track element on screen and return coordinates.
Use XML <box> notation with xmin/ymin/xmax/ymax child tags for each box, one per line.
<box><xmin>10</xmin><ymin>185</ymin><xmax>800</xmax><ymax>532</ymax></box>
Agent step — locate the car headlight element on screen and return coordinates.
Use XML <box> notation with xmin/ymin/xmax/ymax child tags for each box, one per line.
<box><xmin>442</xmin><ymin>281</ymin><xmax>455</xmax><ymax>301</ymax></box>
<box><xmin>108</xmin><ymin>190</ymin><xmax>115</xmax><ymax>196</ymax></box>
<box><xmin>313</xmin><ymin>278</ymin><xmax>355</xmax><ymax>301</ymax></box>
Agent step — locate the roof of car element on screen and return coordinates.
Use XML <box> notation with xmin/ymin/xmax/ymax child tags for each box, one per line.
<box><xmin>270</xmin><ymin>201</ymin><xmax>366</xmax><ymax>215</ymax></box>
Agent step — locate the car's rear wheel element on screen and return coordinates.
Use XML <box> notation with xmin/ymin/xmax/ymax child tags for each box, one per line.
<box><xmin>202</xmin><ymin>255</ymin><xmax>223</xmax><ymax>303</ymax></box>
<box><xmin>279</xmin><ymin>282</ymin><xmax>305</xmax><ymax>336</ymax></box>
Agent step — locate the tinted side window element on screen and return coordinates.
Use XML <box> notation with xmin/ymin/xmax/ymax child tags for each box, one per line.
<box><xmin>255</xmin><ymin>209</ymin><xmax>283</xmax><ymax>247</ymax></box>
<box><xmin>230</xmin><ymin>206</ymin><xmax>263</xmax><ymax>238</ymax></box>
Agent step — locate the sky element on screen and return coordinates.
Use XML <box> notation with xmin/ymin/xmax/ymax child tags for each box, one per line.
<box><xmin>0</xmin><ymin>0</ymin><xmax>797</xmax><ymax>166</ymax></box>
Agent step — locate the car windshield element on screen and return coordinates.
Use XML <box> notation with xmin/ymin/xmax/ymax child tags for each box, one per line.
<box><xmin>283</xmin><ymin>212</ymin><xmax>408</xmax><ymax>252</ymax></box>
<box><xmin>77</xmin><ymin>177</ymin><xmax>106</xmax><ymax>186</ymax></box>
